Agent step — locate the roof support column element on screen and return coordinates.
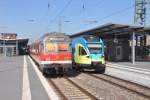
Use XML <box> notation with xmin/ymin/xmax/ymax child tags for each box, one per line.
<box><xmin>3</xmin><ymin>40</ymin><xmax>5</xmax><ymax>56</ymax></box>
<box><xmin>132</xmin><ymin>31</ymin><xmax>135</xmax><ymax>64</ymax></box>
<box><xmin>16</xmin><ymin>40</ymin><xmax>18</xmax><ymax>55</ymax></box>
<box><xmin>3</xmin><ymin>40</ymin><xmax>6</xmax><ymax>56</ymax></box>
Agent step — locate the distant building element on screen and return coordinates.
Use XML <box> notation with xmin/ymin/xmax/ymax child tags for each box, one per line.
<box><xmin>0</xmin><ymin>33</ymin><xmax>28</xmax><ymax>56</ymax></box>
<box><xmin>0</xmin><ymin>33</ymin><xmax>17</xmax><ymax>39</ymax></box>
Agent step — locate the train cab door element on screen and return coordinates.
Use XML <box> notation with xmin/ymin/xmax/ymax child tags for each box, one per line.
<box><xmin>75</xmin><ymin>44</ymin><xmax>79</xmax><ymax>63</ymax></box>
<box><xmin>75</xmin><ymin>44</ymin><xmax>87</xmax><ymax>64</ymax></box>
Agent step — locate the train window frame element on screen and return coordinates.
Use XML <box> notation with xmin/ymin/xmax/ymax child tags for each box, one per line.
<box><xmin>88</xmin><ymin>47</ymin><xmax>102</xmax><ymax>54</ymax></box>
<box><xmin>45</xmin><ymin>41</ymin><xmax>71</xmax><ymax>53</ymax></box>
<box><xmin>79</xmin><ymin>46</ymin><xmax>87</xmax><ymax>56</ymax></box>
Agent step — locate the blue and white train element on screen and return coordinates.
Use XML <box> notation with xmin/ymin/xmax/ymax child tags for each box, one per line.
<box><xmin>71</xmin><ymin>35</ymin><xmax>105</xmax><ymax>72</ymax></box>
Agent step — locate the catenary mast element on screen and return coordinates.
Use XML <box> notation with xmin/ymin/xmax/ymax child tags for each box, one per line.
<box><xmin>134</xmin><ymin>0</ymin><xmax>148</xmax><ymax>25</ymax></box>
<box><xmin>132</xmin><ymin>0</ymin><xmax>148</xmax><ymax>64</ymax></box>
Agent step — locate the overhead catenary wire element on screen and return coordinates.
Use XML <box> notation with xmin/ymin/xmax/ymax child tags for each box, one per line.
<box><xmin>72</xmin><ymin>4</ymin><xmax>135</xmax><ymax>33</ymax></box>
<box><xmin>47</xmin><ymin>0</ymin><xmax>105</xmax><ymax>33</ymax></box>
<box><xmin>96</xmin><ymin>4</ymin><xmax>134</xmax><ymax>22</ymax></box>
<box><xmin>47</xmin><ymin>0</ymin><xmax>73</xmax><ymax>28</ymax></box>
<box><xmin>77</xmin><ymin>0</ymin><xmax>106</xmax><ymax>26</ymax></box>
<box><xmin>91</xmin><ymin>0</ymin><xmax>105</xmax><ymax>8</ymax></box>
<box><xmin>37</xmin><ymin>0</ymin><xmax>58</xmax><ymax>34</ymax></box>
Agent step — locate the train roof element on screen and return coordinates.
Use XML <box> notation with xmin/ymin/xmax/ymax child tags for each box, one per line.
<box><xmin>41</xmin><ymin>32</ymin><xmax>66</xmax><ymax>38</ymax></box>
<box><xmin>31</xmin><ymin>32</ymin><xmax>70</xmax><ymax>44</ymax></box>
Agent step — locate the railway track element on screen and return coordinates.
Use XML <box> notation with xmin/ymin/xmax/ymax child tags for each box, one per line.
<box><xmin>48</xmin><ymin>77</ymin><xmax>97</xmax><ymax>100</ymax></box>
<box><xmin>30</xmin><ymin>55</ymin><xmax>150</xmax><ymax>100</ymax></box>
<box><xmin>89</xmin><ymin>74</ymin><xmax>150</xmax><ymax>99</ymax></box>
<box><xmin>69</xmin><ymin>73</ymin><xmax>150</xmax><ymax>100</ymax></box>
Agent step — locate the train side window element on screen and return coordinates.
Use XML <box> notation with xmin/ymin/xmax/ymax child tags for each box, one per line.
<box><xmin>79</xmin><ymin>46</ymin><xmax>87</xmax><ymax>56</ymax></box>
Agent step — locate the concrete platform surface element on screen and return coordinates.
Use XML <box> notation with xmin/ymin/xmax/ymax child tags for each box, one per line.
<box><xmin>106</xmin><ymin>61</ymin><xmax>150</xmax><ymax>88</ymax></box>
<box><xmin>107</xmin><ymin>61</ymin><xmax>150</xmax><ymax>71</ymax></box>
<box><xmin>0</xmin><ymin>56</ymin><xmax>51</xmax><ymax>100</ymax></box>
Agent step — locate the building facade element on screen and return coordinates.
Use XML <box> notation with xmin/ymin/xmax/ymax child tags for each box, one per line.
<box><xmin>104</xmin><ymin>34</ymin><xmax>150</xmax><ymax>62</ymax></box>
<box><xmin>0</xmin><ymin>33</ymin><xmax>28</xmax><ymax>56</ymax></box>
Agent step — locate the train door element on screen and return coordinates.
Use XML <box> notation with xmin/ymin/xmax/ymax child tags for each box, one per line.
<box><xmin>75</xmin><ymin>44</ymin><xmax>87</xmax><ymax>64</ymax></box>
<box><xmin>75</xmin><ymin>44</ymin><xmax>79</xmax><ymax>63</ymax></box>
<box><xmin>116</xmin><ymin>46</ymin><xmax>122</xmax><ymax>61</ymax></box>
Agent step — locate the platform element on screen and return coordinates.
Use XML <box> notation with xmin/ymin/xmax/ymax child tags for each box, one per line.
<box><xmin>0</xmin><ymin>56</ymin><xmax>150</xmax><ymax>100</ymax></box>
<box><xmin>0</xmin><ymin>56</ymin><xmax>58</xmax><ymax>100</ymax></box>
<box><xmin>106</xmin><ymin>61</ymin><xmax>150</xmax><ymax>88</ymax></box>
<box><xmin>107</xmin><ymin>61</ymin><xmax>150</xmax><ymax>71</ymax></box>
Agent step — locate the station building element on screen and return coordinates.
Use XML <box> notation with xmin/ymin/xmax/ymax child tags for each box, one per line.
<box><xmin>0</xmin><ymin>33</ymin><xmax>28</xmax><ymax>56</ymax></box>
<box><xmin>70</xmin><ymin>23</ymin><xmax>150</xmax><ymax>62</ymax></box>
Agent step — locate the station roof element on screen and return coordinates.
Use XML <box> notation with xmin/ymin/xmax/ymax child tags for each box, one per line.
<box><xmin>0</xmin><ymin>38</ymin><xmax>29</xmax><ymax>44</ymax></box>
<box><xmin>70</xmin><ymin>23</ymin><xmax>150</xmax><ymax>38</ymax></box>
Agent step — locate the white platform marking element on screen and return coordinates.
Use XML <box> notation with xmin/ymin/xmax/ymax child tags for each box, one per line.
<box><xmin>22</xmin><ymin>56</ymin><xmax>31</xmax><ymax>100</ymax></box>
<box><xmin>28</xmin><ymin>56</ymin><xmax>59</xmax><ymax>100</ymax></box>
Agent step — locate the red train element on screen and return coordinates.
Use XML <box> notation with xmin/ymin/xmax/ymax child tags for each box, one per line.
<box><xmin>29</xmin><ymin>32</ymin><xmax>72</xmax><ymax>76</ymax></box>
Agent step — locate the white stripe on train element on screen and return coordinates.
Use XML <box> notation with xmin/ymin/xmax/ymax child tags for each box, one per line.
<box><xmin>41</xmin><ymin>61</ymin><xmax>72</xmax><ymax>64</ymax></box>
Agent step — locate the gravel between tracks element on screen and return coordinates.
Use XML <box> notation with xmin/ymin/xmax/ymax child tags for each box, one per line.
<box><xmin>93</xmin><ymin>74</ymin><xmax>150</xmax><ymax>98</ymax></box>
<box><xmin>50</xmin><ymin>78</ymin><xmax>92</xmax><ymax>100</ymax></box>
<box><xmin>69</xmin><ymin>73</ymin><xmax>150</xmax><ymax>100</ymax></box>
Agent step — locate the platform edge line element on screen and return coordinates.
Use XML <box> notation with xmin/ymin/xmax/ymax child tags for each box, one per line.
<box><xmin>22</xmin><ymin>56</ymin><xmax>31</xmax><ymax>100</ymax></box>
<box><xmin>28</xmin><ymin>56</ymin><xmax>59</xmax><ymax>100</ymax></box>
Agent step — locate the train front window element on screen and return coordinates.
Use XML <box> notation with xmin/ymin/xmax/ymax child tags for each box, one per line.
<box><xmin>89</xmin><ymin>47</ymin><xmax>102</xmax><ymax>54</ymax></box>
<box><xmin>45</xmin><ymin>42</ymin><xmax>71</xmax><ymax>53</ymax></box>
<box><xmin>88</xmin><ymin>43</ymin><xmax>102</xmax><ymax>54</ymax></box>
<box><xmin>57</xmin><ymin>43</ymin><xmax>70</xmax><ymax>52</ymax></box>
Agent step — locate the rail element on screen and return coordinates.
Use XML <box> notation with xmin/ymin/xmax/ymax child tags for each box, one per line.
<box><xmin>48</xmin><ymin>77</ymin><xmax>97</xmax><ymax>100</ymax></box>
<box><xmin>88</xmin><ymin>74</ymin><xmax>150</xmax><ymax>99</ymax></box>
<box><xmin>65</xmin><ymin>77</ymin><xmax>97</xmax><ymax>100</ymax></box>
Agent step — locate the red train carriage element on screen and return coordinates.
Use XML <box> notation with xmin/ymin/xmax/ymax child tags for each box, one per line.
<box><xmin>30</xmin><ymin>32</ymin><xmax>72</xmax><ymax>75</ymax></box>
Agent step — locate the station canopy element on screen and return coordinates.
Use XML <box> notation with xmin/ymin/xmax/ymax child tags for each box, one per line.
<box><xmin>70</xmin><ymin>23</ymin><xmax>150</xmax><ymax>37</ymax></box>
<box><xmin>0</xmin><ymin>38</ymin><xmax>29</xmax><ymax>44</ymax></box>
<box><xmin>0</xmin><ymin>38</ymin><xmax>28</xmax><ymax>45</ymax></box>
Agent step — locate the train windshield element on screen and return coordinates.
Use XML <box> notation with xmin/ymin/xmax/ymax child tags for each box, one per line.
<box><xmin>45</xmin><ymin>42</ymin><xmax>71</xmax><ymax>53</ymax></box>
<box><xmin>88</xmin><ymin>44</ymin><xmax>102</xmax><ymax>54</ymax></box>
<box><xmin>89</xmin><ymin>48</ymin><xmax>102</xmax><ymax>54</ymax></box>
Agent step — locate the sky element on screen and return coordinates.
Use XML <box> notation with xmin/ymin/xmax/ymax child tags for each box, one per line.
<box><xmin>0</xmin><ymin>0</ymin><xmax>150</xmax><ymax>41</ymax></box>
